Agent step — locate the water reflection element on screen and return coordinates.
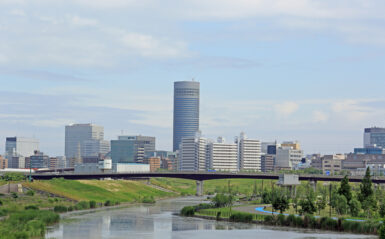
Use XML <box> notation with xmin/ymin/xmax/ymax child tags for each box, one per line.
<box><xmin>47</xmin><ymin>197</ymin><xmax>375</xmax><ymax>239</ymax></box>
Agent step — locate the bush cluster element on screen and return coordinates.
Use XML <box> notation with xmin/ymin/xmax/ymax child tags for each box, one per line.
<box><xmin>0</xmin><ymin>209</ymin><xmax>59</xmax><ymax>239</ymax></box>
<box><xmin>141</xmin><ymin>196</ymin><xmax>155</xmax><ymax>203</ymax></box>
<box><xmin>263</xmin><ymin>214</ymin><xmax>380</xmax><ymax>235</ymax></box>
<box><xmin>104</xmin><ymin>200</ymin><xmax>120</xmax><ymax>206</ymax></box>
<box><xmin>229</xmin><ymin>212</ymin><xmax>253</xmax><ymax>223</ymax></box>
<box><xmin>180</xmin><ymin>206</ymin><xmax>195</xmax><ymax>216</ymax></box>
<box><xmin>54</xmin><ymin>205</ymin><xmax>68</xmax><ymax>213</ymax></box>
<box><xmin>24</xmin><ymin>205</ymin><xmax>39</xmax><ymax>210</ymax></box>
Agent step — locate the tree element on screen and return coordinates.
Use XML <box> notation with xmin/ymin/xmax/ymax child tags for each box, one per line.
<box><xmin>358</xmin><ymin>167</ymin><xmax>373</xmax><ymax>203</ymax></box>
<box><xmin>380</xmin><ymin>201</ymin><xmax>385</xmax><ymax>218</ymax></box>
<box><xmin>338</xmin><ymin>175</ymin><xmax>352</xmax><ymax>203</ymax></box>
<box><xmin>349</xmin><ymin>199</ymin><xmax>361</xmax><ymax>217</ymax></box>
<box><xmin>334</xmin><ymin>194</ymin><xmax>348</xmax><ymax>215</ymax></box>
<box><xmin>316</xmin><ymin>196</ymin><xmax>326</xmax><ymax>215</ymax></box>
<box><xmin>272</xmin><ymin>192</ymin><xmax>289</xmax><ymax>214</ymax></box>
<box><xmin>292</xmin><ymin>195</ymin><xmax>299</xmax><ymax>214</ymax></box>
<box><xmin>211</xmin><ymin>193</ymin><xmax>234</xmax><ymax>208</ymax></box>
<box><xmin>299</xmin><ymin>198</ymin><xmax>317</xmax><ymax>215</ymax></box>
<box><xmin>379</xmin><ymin>221</ymin><xmax>385</xmax><ymax>239</ymax></box>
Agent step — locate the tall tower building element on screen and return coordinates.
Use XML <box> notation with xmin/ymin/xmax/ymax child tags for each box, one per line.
<box><xmin>173</xmin><ymin>80</ymin><xmax>200</xmax><ymax>152</ymax></box>
<box><xmin>65</xmin><ymin>124</ymin><xmax>106</xmax><ymax>159</ymax></box>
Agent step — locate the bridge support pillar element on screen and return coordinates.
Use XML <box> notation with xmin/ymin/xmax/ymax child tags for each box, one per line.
<box><xmin>196</xmin><ymin>180</ymin><xmax>204</xmax><ymax>196</ymax></box>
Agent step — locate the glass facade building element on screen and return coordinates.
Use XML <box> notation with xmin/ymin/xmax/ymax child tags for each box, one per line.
<box><xmin>173</xmin><ymin>81</ymin><xmax>200</xmax><ymax>152</ymax></box>
<box><xmin>364</xmin><ymin>127</ymin><xmax>385</xmax><ymax>148</ymax></box>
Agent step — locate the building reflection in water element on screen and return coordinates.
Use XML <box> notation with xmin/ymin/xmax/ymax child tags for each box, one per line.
<box><xmin>56</xmin><ymin>205</ymin><xmax>227</xmax><ymax>239</ymax></box>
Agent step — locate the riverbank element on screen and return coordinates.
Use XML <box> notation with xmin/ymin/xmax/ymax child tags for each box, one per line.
<box><xmin>182</xmin><ymin>203</ymin><xmax>381</xmax><ymax>236</ymax></box>
<box><xmin>47</xmin><ymin>196</ymin><xmax>377</xmax><ymax>239</ymax></box>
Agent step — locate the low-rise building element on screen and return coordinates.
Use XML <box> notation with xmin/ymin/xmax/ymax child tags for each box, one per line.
<box><xmin>322</xmin><ymin>154</ymin><xmax>345</xmax><ymax>175</ymax></box>
<box><xmin>0</xmin><ymin>156</ymin><xmax>8</xmax><ymax>169</ymax></box>
<box><xmin>8</xmin><ymin>156</ymin><xmax>25</xmax><ymax>169</ymax></box>
<box><xmin>275</xmin><ymin>146</ymin><xmax>303</xmax><ymax>170</ymax></box>
<box><xmin>143</xmin><ymin>157</ymin><xmax>161</xmax><ymax>172</ymax></box>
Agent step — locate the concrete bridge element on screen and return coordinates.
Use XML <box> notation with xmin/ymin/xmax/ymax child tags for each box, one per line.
<box><xmin>29</xmin><ymin>172</ymin><xmax>385</xmax><ymax>196</ymax></box>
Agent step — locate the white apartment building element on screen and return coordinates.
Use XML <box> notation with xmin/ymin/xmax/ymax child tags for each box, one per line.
<box><xmin>65</xmin><ymin>123</ymin><xmax>105</xmax><ymax>159</ymax></box>
<box><xmin>207</xmin><ymin>137</ymin><xmax>238</xmax><ymax>172</ymax></box>
<box><xmin>179</xmin><ymin>132</ymin><xmax>207</xmax><ymax>172</ymax></box>
<box><xmin>5</xmin><ymin>137</ymin><xmax>39</xmax><ymax>159</ymax></box>
<box><xmin>238</xmin><ymin>133</ymin><xmax>261</xmax><ymax>171</ymax></box>
<box><xmin>275</xmin><ymin>146</ymin><xmax>303</xmax><ymax>170</ymax></box>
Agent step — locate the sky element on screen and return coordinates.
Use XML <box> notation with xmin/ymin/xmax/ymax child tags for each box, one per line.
<box><xmin>0</xmin><ymin>0</ymin><xmax>385</xmax><ymax>156</ymax></box>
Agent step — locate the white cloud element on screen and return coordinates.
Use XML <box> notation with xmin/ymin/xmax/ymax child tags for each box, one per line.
<box><xmin>274</xmin><ymin>101</ymin><xmax>299</xmax><ymax>117</ymax></box>
<box><xmin>120</xmin><ymin>32</ymin><xmax>188</xmax><ymax>58</ymax></box>
<box><xmin>312</xmin><ymin>110</ymin><xmax>329</xmax><ymax>123</ymax></box>
<box><xmin>68</xmin><ymin>15</ymin><xmax>98</xmax><ymax>27</ymax></box>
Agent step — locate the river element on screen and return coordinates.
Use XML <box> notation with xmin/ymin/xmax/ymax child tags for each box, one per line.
<box><xmin>46</xmin><ymin>197</ymin><xmax>376</xmax><ymax>239</ymax></box>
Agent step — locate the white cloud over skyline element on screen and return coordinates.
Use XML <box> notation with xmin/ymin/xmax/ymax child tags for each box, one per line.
<box><xmin>0</xmin><ymin>0</ymin><xmax>384</xmax><ymax>155</ymax></box>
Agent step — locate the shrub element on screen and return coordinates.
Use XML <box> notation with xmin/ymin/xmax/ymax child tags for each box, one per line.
<box><xmin>0</xmin><ymin>199</ymin><xmax>2</xmax><ymax>206</ymax></box>
<box><xmin>295</xmin><ymin>216</ymin><xmax>303</xmax><ymax>227</ymax></box>
<box><xmin>229</xmin><ymin>213</ymin><xmax>253</xmax><ymax>223</ymax></box>
<box><xmin>277</xmin><ymin>214</ymin><xmax>286</xmax><ymax>226</ymax></box>
<box><xmin>286</xmin><ymin>214</ymin><xmax>296</xmax><ymax>227</ymax></box>
<box><xmin>89</xmin><ymin>200</ymin><xmax>97</xmax><ymax>208</ymax></box>
<box><xmin>104</xmin><ymin>200</ymin><xmax>112</xmax><ymax>206</ymax></box>
<box><xmin>180</xmin><ymin>206</ymin><xmax>195</xmax><ymax>216</ymax></box>
<box><xmin>379</xmin><ymin>221</ymin><xmax>385</xmax><ymax>239</ymax></box>
<box><xmin>26</xmin><ymin>190</ymin><xmax>35</xmax><ymax>196</ymax></box>
<box><xmin>67</xmin><ymin>206</ymin><xmax>74</xmax><ymax>212</ymax></box>
<box><xmin>320</xmin><ymin>217</ymin><xmax>337</xmax><ymax>230</ymax></box>
<box><xmin>75</xmin><ymin>201</ymin><xmax>90</xmax><ymax>210</ymax></box>
<box><xmin>0</xmin><ymin>208</ymin><xmax>8</xmax><ymax>216</ymax></box>
<box><xmin>24</xmin><ymin>205</ymin><xmax>39</xmax><ymax>210</ymax></box>
<box><xmin>11</xmin><ymin>192</ymin><xmax>18</xmax><ymax>200</ymax></box>
<box><xmin>194</xmin><ymin>203</ymin><xmax>213</xmax><ymax>211</ymax></box>
<box><xmin>264</xmin><ymin>215</ymin><xmax>274</xmax><ymax>224</ymax></box>
<box><xmin>54</xmin><ymin>205</ymin><xmax>68</xmax><ymax>213</ymax></box>
<box><xmin>142</xmin><ymin>196</ymin><xmax>155</xmax><ymax>203</ymax></box>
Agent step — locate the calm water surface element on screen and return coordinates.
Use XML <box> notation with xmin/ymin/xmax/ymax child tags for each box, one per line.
<box><xmin>46</xmin><ymin>197</ymin><xmax>375</xmax><ymax>239</ymax></box>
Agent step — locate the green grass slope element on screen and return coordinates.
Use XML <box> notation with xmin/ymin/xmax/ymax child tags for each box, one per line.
<box><xmin>23</xmin><ymin>178</ymin><xmax>175</xmax><ymax>202</ymax></box>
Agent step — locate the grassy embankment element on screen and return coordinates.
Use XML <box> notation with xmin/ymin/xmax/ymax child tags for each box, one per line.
<box><xmin>150</xmin><ymin>178</ymin><xmax>276</xmax><ymax>196</ymax></box>
<box><xmin>24</xmin><ymin>178</ymin><xmax>175</xmax><ymax>202</ymax></box>
<box><xmin>0</xmin><ymin>178</ymin><xmax>180</xmax><ymax>239</ymax></box>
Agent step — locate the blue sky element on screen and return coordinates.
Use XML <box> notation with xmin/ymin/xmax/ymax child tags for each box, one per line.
<box><xmin>1</xmin><ymin>0</ymin><xmax>385</xmax><ymax>156</ymax></box>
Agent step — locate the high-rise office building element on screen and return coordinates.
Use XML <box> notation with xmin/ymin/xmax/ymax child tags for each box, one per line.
<box><xmin>110</xmin><ymin>135</ymin><xmax>155</xmax><ymax>164</ymax></box>
<box><xmin>237</xmin><ymin>132</ymin><xmax>262</xmax><ymax>171</ymax></box>
<box><xmin>207</xmin><ymin>137</ymin><xmax>238</xmax><ymax>172</ymax></box>
<box><xmin>65</xmin><ymin>124</ymin><xmax>105</xmax><ymax>159</ymax></box>
<box><xmin>364</xmin><ymin>127</ymin><xmax>385</xmax><ymax>148</ymax></box>
<box><xmin>5</xmin><ymin>137</ymin><xmax>39</xmax><ymax>159</ymax></box>
<box><xmin>179</xmin><ymin>132</ymin><xmax>207</xmax><ymax>171</ymax></box>
<box><xmin>82</xmin><ymin>139</ymin><xmax>110</xmax><ymax>157</ymax></box>
<box><xmin>173</xmin><ymin>81</ymin><xmax>200</xmax><ymax>152</ymax></box>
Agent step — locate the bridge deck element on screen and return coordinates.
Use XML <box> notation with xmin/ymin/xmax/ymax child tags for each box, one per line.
<box><xmin>28</xmin><ymin>172</ymin><xmax>385</xmax><ymax>184</ymax></box>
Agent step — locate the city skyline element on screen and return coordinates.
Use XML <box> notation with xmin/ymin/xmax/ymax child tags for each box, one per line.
<box><xmin>1</xmin><ymin>1</ymin><xmax>385</xmax><ymax>155</ymax></box>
